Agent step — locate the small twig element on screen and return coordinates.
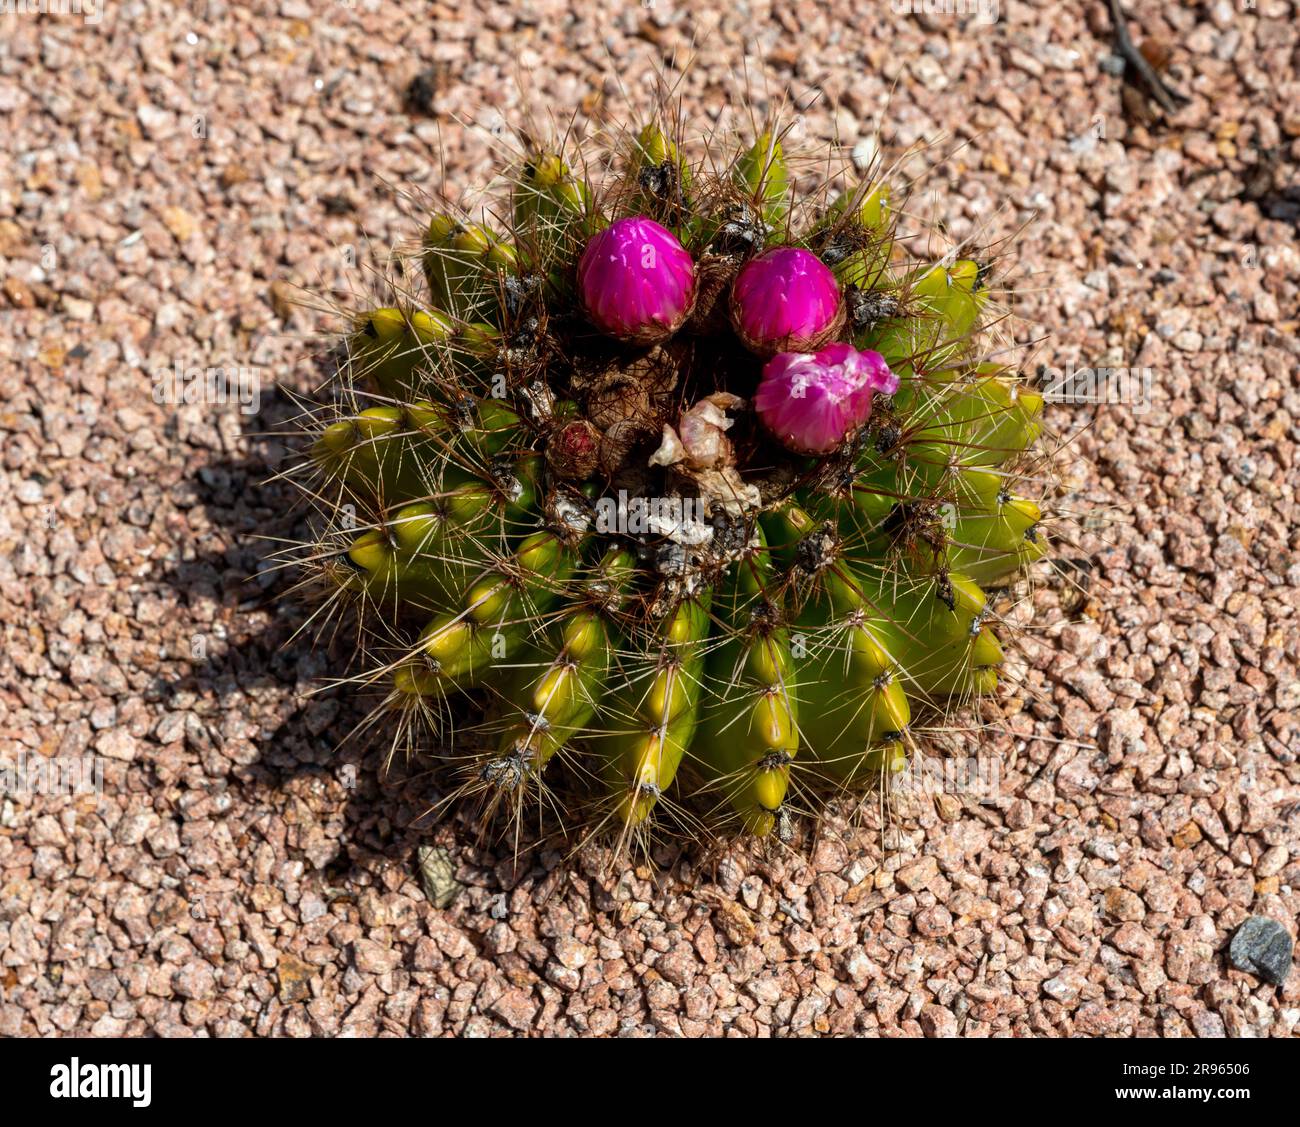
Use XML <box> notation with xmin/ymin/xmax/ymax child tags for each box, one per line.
<box><xmin>1106</xmin><ymin>0</ymin><xmax>1186</xmax><ymax>115</ymax></box>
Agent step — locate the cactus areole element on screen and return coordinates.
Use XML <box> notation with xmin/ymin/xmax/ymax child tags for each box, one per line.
<box><xmin>298</xmin><ymin>113</ymin><xmax>1052</xmax><ymax>848</ymax></box>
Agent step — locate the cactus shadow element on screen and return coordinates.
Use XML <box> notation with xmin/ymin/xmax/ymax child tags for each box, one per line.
<box><xmin>147</xmin><ymin>381</ymin><xmax>742</xmax><ymax>894</ymax></box>
<box><xmin>147</xmin><ymin>381</ymin><xmax>457</xmax><ymax>881</ymax></box>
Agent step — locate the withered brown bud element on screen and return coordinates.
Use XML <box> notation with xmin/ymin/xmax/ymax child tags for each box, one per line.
<box><xmin>576</xmin><ymin>344</ymin><xmax>684</xmax><ymax>430</ymax></box>
<box><xmin>585</xmin><ymin>375</ymin><xmax>651</xmax><ymax>431</ymax></box>
<box><xmin>546</xmin><ymin>419</ymin><xmax>601</xmax><ymax>481</ymax></box>
<box><xmin>598</xmin><ymin>419</ymin><xmax>658</xmax><ymax>480</ymax></box>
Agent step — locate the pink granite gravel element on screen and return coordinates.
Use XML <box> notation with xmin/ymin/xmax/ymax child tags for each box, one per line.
<box><xmin>0</xmin><ymin>0</ymin><xmax>1297</xmax><ymax>1038</ymax></box>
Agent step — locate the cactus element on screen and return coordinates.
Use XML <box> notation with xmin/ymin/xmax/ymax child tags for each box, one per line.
<box><xmin>292</xmin><ymin>109</ymin><xmax>1053</xmax><ymax>852</ymax></box>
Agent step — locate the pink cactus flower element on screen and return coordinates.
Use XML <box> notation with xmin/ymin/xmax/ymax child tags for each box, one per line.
<box><xmin>729</xmin><ymin>247</ymin><xmax>842</xmax><ymax>357</ymax></box>
<box><xmin>578</xmin><ymin>217</ymin><xmax>696</xmax><ymax>344</ymax></box>
<box><xmin>754</xmin><ymin>342</ymin><xmax>899</xmax><ymax>454</ymax></box>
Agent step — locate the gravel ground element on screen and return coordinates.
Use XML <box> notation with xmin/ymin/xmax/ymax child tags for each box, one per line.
<box><xmin>1</xmin><ymin>0</ymin><xmax>1298</xmax><ymax>1038</ymax></box>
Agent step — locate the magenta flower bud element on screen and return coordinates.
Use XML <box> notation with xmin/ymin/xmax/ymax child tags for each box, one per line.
<box><xmin>754</xmin><ymin>343</ymin><xmax>899</xmax><ymax>455</ymax></box>
<box><xmin>578</xmin><ymin>216</ymin><xmax>696</xmax><ymax>344</ymax></box>
<box><xmin>729</xmin><ymin>247</ymin><xmax>843</xmax><ymax>357</ymax></box>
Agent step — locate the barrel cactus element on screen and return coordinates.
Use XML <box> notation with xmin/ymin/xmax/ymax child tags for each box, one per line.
<box><xmin>295</xmin><ymin>113</ymin><xmax>1049</xmax><ymax>850</ymax></box>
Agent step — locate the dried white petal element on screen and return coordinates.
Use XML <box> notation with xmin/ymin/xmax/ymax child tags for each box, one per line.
<box><xmin>648</xmin><ymin>423</ymin><xmax>686</xmax><ymax>467</ymax></box>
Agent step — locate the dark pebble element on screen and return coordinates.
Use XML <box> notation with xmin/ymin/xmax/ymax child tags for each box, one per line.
<box><xmin>404</xmin><ymin>66</ymin><xmax>447</xmax><ymax>117</ymax></box>
<box><xmin>1228</xmin><ymin>917</ymin><xmax>1293</xmax><ymax>986</ymax></box>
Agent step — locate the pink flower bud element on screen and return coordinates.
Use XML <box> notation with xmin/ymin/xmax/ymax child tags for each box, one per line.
<box><xmin>578</xmin><ymin>217</ymin><xmax>696</xmax><ymax>344</ymax></box>
<box><xmin>729</xmin><ymin>247</ymin><xmax>843</xmax><ymax>357</ymax></box>
<box><xmin>754</xmin><ymin>343</ymin><xmax>898</xmax><ymax>455</ymax></box>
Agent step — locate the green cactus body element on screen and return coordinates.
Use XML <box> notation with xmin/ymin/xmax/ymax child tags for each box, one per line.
<box><xmin>734</xmin><ymin>131</ymin><xmax>790</xmax><ymax>230</ymax></box>
<box><xmin>296</xmin><ymin>109</ymin><xmax>1054</xmax><ymax>847</ymax></box>
<box><xmin>694</xmin><ymin>527</ymin><xmax>799</xmax><ymax>837</ymax></box>
<box><xmin>604</xmin><ymin>594</ymin><xmax>711</xmax><ymax>828</ymax></box>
